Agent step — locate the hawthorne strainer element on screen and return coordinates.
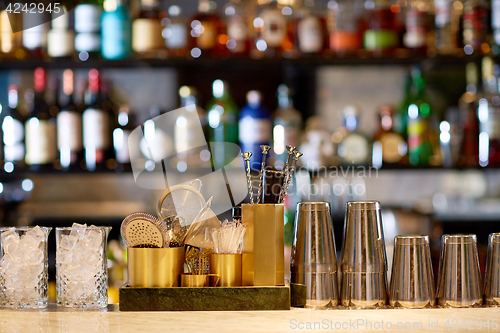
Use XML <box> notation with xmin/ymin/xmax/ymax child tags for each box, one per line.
<box><xmin>156</xmin><ymin>179</ymin><xmax>205</xmax><ymax>229</ymax></box>
<box><xmin>120</xmin><ymin>212</ymin><xmax>168</xmax><ymax>248</ymax></box>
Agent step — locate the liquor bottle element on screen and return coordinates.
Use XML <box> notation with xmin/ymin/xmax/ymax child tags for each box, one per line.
<box><xmin>25</xmin><ymin>68</ymin><xmax>57</xmax><ymax>170</ymax></box>
<box><xmin>328</xmin><ymin>0</ymin><xmax>364</xmax><ymax>54</ymax></box>
<box><xmin>132</xmin><ymin>0</ymin><xmax>165</xmax><ymax>58</ymax></box>
<box><xmin>394</xmin><ymin>73</ymin><xmax>411</xmax><ymax>136</ymax></box>
<box><xmin>113</xmin><ymin>105</ymin><xmax>134</xmax><ymax>172</ymax></box>
<box><xmin>162</xmin><ymin>5</ymin><xmax>188</xmax><ymax>57</ymax></box>
<box><xmin>83</xmin><ymin>69</ymin><xmax>113</xmax><ymax>171</ymax></box>
<box><xmin>254</xmin><ymin>0</ymin><xmax>288</xmax><ymax>57</ymax></box>
<box><xmin>206</xmin><ymin>80</ymin><xmax>238</xmax><ymax>169</ymax></box>
<box><xmin>462</xmin><ymin>0</ymin><xmax>488</xmax><ymax>54</ymax></box>
<box><xmin>434</xmin><ymin>0</ymin><xmax>461</xmax><ymax>54</ymax></box>
<box><xmin>57</xmin><ymin>69</ymin><xmax>83</xmax><ymax>171</ymax></box>
<box><xmin>74</xmin><ymin>0</ymin><xmax>103</xmax><ymax>60</ymax></box>
<box><xmin>47</xmin><ymin>7</ymin><xmax>76</xmax><ymax>58</ymax></box>
<box><xmin>372</xmin><ymin>105</ymin><xmax>407</xmax><ymax>168</ymax></box>
<box><xmin>2</xmin><ymin>85</ymin><xmax>26</xmax><ymax>172</ymax></box>
<box><xmin>224</xmin><ymin>0</ymin><xmax>251</xmax><ymax>56</ymax></box>
<box><xmin>493</xmin><ymin>0</ymin><xmax>500</xmax><ymax>46</ymax></box>
<box><xmin>22</xmin><ymin>12</ymin><xmax>49</xmax><ymax>58</ymax></box>
<box><xmin>337</xmin><ymin>106</ymin><xmax>371</xmax><ymax>165</ymax></box>
<box><xmin>363</xmin><ymin>0</ymin><xmax>399</xmax><ymax>55</ymax></box>
<box><xmin>406</xmin><ymin>67</ymin><xmax>433</xmax><ymax>166</ymax></box>
<box><xmin>458</xmin><ymin>62</ymin><xmax>480</xmax><ymax>167</ymax></box>
<box><xmin>189</xmin><ymin>0</ymin><xmax>228</xmax><ymax>58</ymax></box>
<box><xmin>1</xmin><ymin>10</ymin><xmax>25</xmax><ymax>59</ymax></box>
<box><xmin>403</xmin><ymin>0</ymin><xmax>430</xmax><ymax>52</ymax></box>
<box><xmin>239</xmin><ymin>90</ymin><xmax>271</xmax><ymax>168</ymax></box>
<box><xmin>478</xmin><ymin>59</ymin><xmax>500</xmax><ymax>167</ymax></box>
<box><xmin>102</xmin><ymin>0</ymin><xmax>132</xmax><ymax>60</ymax></box>
<box><xmin>296</xmin><ymin>0</ymin><xmax>328</xmax><ymax>55</ymax></box>
<box><xmin>273</xmin><ymin>84</ymin><xmax>302</xmax><ymax>167</ymax></box>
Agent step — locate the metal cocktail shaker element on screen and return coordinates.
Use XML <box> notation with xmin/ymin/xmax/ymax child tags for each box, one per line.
<box><xmin>291</xmin><ymin>202</ymin><xmax>338</xmax><ymax>308</ymax></box>
<box><xmin>339</xmin><ymin>201</ymin><xmax>388</xmax><ymax>308</ymax></box>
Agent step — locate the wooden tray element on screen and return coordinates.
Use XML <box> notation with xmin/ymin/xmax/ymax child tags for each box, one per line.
<box><xmin>119</xmin><ymin>285</ymin><xmax>291</xmax><ymax>311</ymax></box>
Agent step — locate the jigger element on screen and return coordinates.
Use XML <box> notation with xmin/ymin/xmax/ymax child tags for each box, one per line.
<box><xmin>291</xmin><ymin>202</ymin><xmax>338</xmax><ymax>308</ymax></box>
<box><xmin>389</xmin><ymin>236</ymin><xmax>435</xmax><ymax>308</ymax></box>
<box><xmin>436</xmin><ymin>234</ymin><xmax>482</xmax><ymax>308</ymax></box>
<box><xmin>340</xmin><ymin>201</ymin><xmax>388</xmax><ymax>308</ymax></box>
<box><xmin>484</xmin><ymin>233</ymin><xmax>500</xmax><ymax>306</ymax></box>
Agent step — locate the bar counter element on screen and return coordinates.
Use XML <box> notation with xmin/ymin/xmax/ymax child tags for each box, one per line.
<box><xmin>1</xmin><ymin>305</ymin><xmax>499</xmax><ymax>332</ymax></box>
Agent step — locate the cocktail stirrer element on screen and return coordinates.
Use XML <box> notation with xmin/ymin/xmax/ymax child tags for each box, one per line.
<box><xmin>257</xmin><ymin>145</ymin><xmax>271</xmax><ymax>204</ymax></box>
<box><xmin>279</xmin><ymin>146</ymin><xmax>296</xmax><ymax>203</ymax></box>
<box><xmin>280</xmin><ymin>150</ymin><xmax>303</xmax><ymax>203</ymax></box>
<box><xmin>242</xmin><ymin>152</ymin><xmax>254</xmax><ymax>204</ymax></box>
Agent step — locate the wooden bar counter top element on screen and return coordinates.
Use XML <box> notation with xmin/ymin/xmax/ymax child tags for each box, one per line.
<box><xmin>0</xmin><ymin>305</ymin><xmax>499</xmax><ymax>332</ymax></box>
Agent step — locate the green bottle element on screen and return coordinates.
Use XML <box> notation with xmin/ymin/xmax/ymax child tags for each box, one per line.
<box><xmin>206</xmin><ymin>79</ymin><xmax>239</xmax><ymax>169</ymax></box>
<box><xmin>406</xmin><ymin>67</ymin><xmax>433</xmax><ymax>166</ymax></box>
<box><xmin>395</xmin><ymin>74</ymin><xmax>412</xmax><ymax>137</ymax></box>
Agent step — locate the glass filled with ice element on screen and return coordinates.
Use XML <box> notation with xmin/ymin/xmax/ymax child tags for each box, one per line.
<box><xmin>56</xmin><ymin>223</ymin><xmax>111</xmax><ymax>309</ymax></box>
<box><xmin>0</xmin><ymin>226</ymin><xmax>52</xmax><ymax>309</ymax></box>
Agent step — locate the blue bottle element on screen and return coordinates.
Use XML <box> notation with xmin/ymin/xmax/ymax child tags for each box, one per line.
<box><xmin>101</xmin><ymin>0</ymin><xmax>131</xmax><ymax>60</ymax></box>
<box><xmin>239</xmin><ymin>90</ymin><xmax>272</xmax><ymax>170</ymax></box>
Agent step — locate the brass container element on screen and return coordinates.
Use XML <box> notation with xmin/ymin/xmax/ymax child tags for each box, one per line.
<box><xmin>127</xmin><ymin>247</ymin><xmax>184</xmax><ymax>288</ymax></box>
<box><xmin>242</xmin><ymin>203</ymin><xmax>285</xmax><ymax>286</ymax></box>
<box><xmin>181</xmin><ymin>274</ymin><xmax>210</xmax><ymax>287</ymax></box>
<box><xmin>210</xmin><ymin>254</ymin><xmax>242</xmax><ymax>287</ymax></box>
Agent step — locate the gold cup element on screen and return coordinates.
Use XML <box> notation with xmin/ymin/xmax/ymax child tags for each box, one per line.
<box><xmin>127</xmin><ymin>247</ymin><xmax>184</xmax><ymax>288</ymax></box>
<box><xmin>181</xmin><ymin>274</ymin><xmax>210</xmax><ymax>287</ymax></box>
<box><xmin>210</xmin><ymin>254</ymin><xmax>242</xmax><ymax>287</ymax></box>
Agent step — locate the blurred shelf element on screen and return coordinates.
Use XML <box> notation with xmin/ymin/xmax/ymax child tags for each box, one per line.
<box><xmin>0</xmin><ymin>53</ymin><xmax>487</xmax><ymax>71</ymax></box>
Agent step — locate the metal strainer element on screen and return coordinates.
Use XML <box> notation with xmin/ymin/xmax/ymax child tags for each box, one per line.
<box><xmin>156</xmin><ymin>179</ymin><xmax>205</xmax><ymax>229</ymax></box>
<box><xmin>120</xmin><ymin>212</ymin><xmax>167</xmax><ymax>248</ymax></box>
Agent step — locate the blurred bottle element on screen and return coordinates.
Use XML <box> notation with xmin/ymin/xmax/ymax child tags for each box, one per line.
<box><xmin>22</xmin><ymin>12</ymin><xmax>49</xmax><ymax>58</ymax></box>
<box><xmin>394</xmin><ymin>73</ymin><xmax>411</xmax><ymax>136</ymax></box>
<box><xmin>434</xmin><ymin>0</ymin><xmax>461</xmax><ymax>54</ymax></box>
<box><xmin>225</xmin><ymin>0</ymin><xmax>251</xmax><ymax>56</ymax></box>
<box><xmin>47</xmin><ymin>7</ymin><xmax>76</xmax><ymax>58</ymax></box>
<box><xmin>273</xmin><ymin>84</ymin><xmax>302</xmax><ymax>167</ymax></box>
<box><xmin>2</xmin><ymin>85</ymin><xmax>26</xmax><ymax>172</ymax></box>
<box><xmin>403</xmin><ymin>0</ymin><xmax>431</xmax><ymax>53</ymax></box>
<box><xmin>406</xmin><ymin>67</ymin><xmax>434</xmax><ymax>166</ymax></box>
<box><xmin>363</xmin><ymin>0</ymin><xmax>399</xmax><ymax>55</ymax></box>
<box><xmin>239</xmin><ymin>90</ymin><xmax>271</xmax><ymax>169</ymax></box>
<box><xmin>372</xmin><ymin>105</ymin><xmax>407</xmax><ymax>168</ymax></box>
<box><xmin>132</xmin><ymin>0</ymin><xmax>166</xmax><ymax>58</ymax></box>
<box><xmin>328</xmin><ymin>0</ymin><xmax>364</xmax><ymax>55</ymax></box>
<box><xmin>337</xmin><ymin>106</ymin><xmax>371</xmax><ymax>166</ymax></box>
<box><xmin>190</xmin><ymin>0</ymin><xmax>228</xmax><ymax>58</ymax></box>
<box><xmin>254</xmin><ymin>0</ymin><xmax>289</xmax><ymax>57</ymax></box>
<box><xmin>162</xmin><ymin>5</ymin><xmax>188</xmax><ymax>57</ymax></box>
<box><xmin>102</xmin><ymin>0</ymin><xmax>132</xmax><ymax>60</ymax></box>
<box><xmin>206</xmin><ymin>80</ymin><xmax>238</xmax><ymax>169</ymax></box>
<box><xmin>295</xmin><ymin>0</ymin><xmax>329</xmax><ymax>55</ymax></box>
<box><xmin>462</xmin><ymin>0</ymin><xmax>488</xmax><ymax>54</ymax></box>
<box><xmin>25</xmin><ymin>68</ymin><xmax>57</xmax><ymax>170</ymax></box>
<box><xmin>57</xmin><ymin>69</ymin><xmax>83</xmax><ymax>171</ymax></box>
<box><xmin>75</xmin><ymin>0</ymin><xmax>103</xmax><ymax>61</ymax></box>
<box><xmin>493</xmin><ymin>0</ymin><xmax>500</xmax><ymax>46</ymax></box>
<box><xmin>1</xmin><ymin>10</ymin><xmax>25</xmax><ymax>59</ymax></box>
<box><xmin>83</xmin><ymin>69</ymin><xmax>113</xmax><ymax>171</ymax></box>
<box><xmin>478</xmin><ymin>58</ymin><xmax>500</xmax><ymax>167</ymax></box>
<box><xmin>458</xmin><ymin>62</ymin><xmax>480</xmax><ymax>167</ymax></box>
<box><xmin>113</xmin><ymin>105</ymin><xmax>135</xmax><ymax>172</ymax></box>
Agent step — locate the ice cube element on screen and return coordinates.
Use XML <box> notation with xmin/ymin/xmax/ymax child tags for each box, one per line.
<box><xmin>59</xmin><ymin>235</ymin><xmax>78</xmax><ymax>251</ymax></box>
<box><xmin>24</xmin><ymin>248</ymin><xmax>44</xmax><ymax>264</ymax></box>
<box><xmin>19</xmin><ymin>233</ymin><xmax>39</xmax><ymax>251</ymax></box>
<box><xmin>25</xmin><ymin>226</ymin><xmax>46</xmax><ymax>244</ymax></box>
<box><xmin>56</xmin><ymin>249</ymin><xmax>73</xmax><ymax>263</ymax></box>
<box><xmin>1</xmin><ymin>229</ymin><xmax>20</xmax><ymax>253</ymax></box>
<box><xmin>70</xmin><ymin>223</ymin><xmax>87</xmax><ymax>240</ymax></box>
<box><xmin>84</xmin><ymin>228</ymin><xmax>102</xmax><ymax>251</ymax></box>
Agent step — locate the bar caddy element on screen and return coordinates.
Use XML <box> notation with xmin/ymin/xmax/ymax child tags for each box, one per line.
<box><xmin>119</xmin><ymin>146</ymin><xmax>302</xmax><ymax>311</ymax></box>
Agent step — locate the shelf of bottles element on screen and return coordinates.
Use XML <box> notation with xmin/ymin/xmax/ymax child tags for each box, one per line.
<box><xmin>0</xmin><ymin>0</ymin><xmax>499</xmax><ymax>68</ymax></box>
